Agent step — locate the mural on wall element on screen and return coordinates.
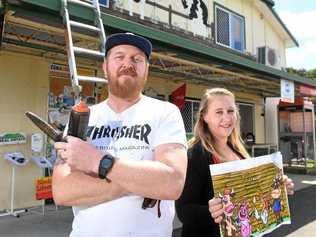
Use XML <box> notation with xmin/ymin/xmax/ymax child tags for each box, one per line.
<box><xmin>130</xmin><ymin>0</ymin><xmax>209</xmax><ymax>37</ymax></box>
<box><xmin>181</xmin><ymin>0</ymin><xmax>208</xmax><ymax>26</ymax></box>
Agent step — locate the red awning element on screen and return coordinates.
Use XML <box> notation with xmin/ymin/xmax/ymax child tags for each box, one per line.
<box><xmin>299</xmin><ymin>85</ymin><xmax>316</xmax><ymax>97</ymax></box>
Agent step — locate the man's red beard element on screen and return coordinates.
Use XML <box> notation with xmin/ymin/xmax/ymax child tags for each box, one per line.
<box><xmin>107</xmin><ymin>67</ymin><xmax>147</xmax><ymax>99</ymax></box>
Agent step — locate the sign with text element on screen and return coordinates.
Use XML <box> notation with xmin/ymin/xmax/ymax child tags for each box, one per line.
<box><xmin>280</xmin><ymin>79</ymin><xmax>294</xmax><ymax>103</ymax></box>
<box><xmin>35</xmin><ymin>177</ymin><xmax>53</xmax><ymax>200</ymax></box>
<box><xmin>0</xmin><ymin>132</ymin><xmax>26</xmax><ymax>145</ymax></box>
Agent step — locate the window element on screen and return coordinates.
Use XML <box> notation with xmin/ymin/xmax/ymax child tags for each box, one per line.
<box><xmin>215</xmin><ymin>5</ymin><xmax>245</xmax><ymax>52</ymax></box>
<box><xmin>181</xmin><ymin>99</ymin><xmax>200</xmax><ymax>138</ymax></box>
<box><xmin>237</xmin><ymin>102</ymin><xmax>254</xmax><ymax>141</ymax></box>
<box><xmin>99</xmin><ymin>0</ymin><xmax>109</xmax><ymax>7</ymax></box>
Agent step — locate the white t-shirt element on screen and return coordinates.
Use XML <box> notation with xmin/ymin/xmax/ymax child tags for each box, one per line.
<box><xmin>70</xmin><ymin>95</ymin><xmax>187</xmax><ymax>237</ymax></box>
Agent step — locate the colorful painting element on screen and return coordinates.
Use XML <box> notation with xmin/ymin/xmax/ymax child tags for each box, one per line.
<box><xmin>210</xmin><ymin>152</ymin><xmax>291</xmax><ymax>237</ymax></box>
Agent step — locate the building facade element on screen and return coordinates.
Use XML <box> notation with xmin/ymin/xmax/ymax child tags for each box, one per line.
<box><xmin>0</xmin><ymin>0</ymin><xmax>315</xmax><ymax>209</ymax></box>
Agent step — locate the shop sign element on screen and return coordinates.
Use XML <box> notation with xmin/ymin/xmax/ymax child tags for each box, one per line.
<box><xmin>35</xmin><ymin>176</ymin><xmax>53</xmax><ymax>200</ymax></box>
<box><xmin>49</xmin><ymin>63</ymin><xmax>95</xmax><ymax>79</ymax></box>
<box><xmin>280</xmin><ymin>79</ymin><xmax>294</xmax><ymax>103</ymax></box>
<box><xmin>170</xmin><ymin>84</ymin><xmax>186</xmax><ymax>110</ymax></box>
<box><xmin>49</xmin><ymin>63</ymin><xmax>70</xmax><ymax>79</ymax></box>
<box><xmin>0</xmin><ymin>132</ymin><xmax>26</xmax><ymax>145</ymax></box>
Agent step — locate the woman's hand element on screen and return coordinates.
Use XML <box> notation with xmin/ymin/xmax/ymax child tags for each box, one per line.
<box><xmin>283</xmin><ymin>174</ymin><xmax>295</xmax><ymax>195</ymax></box>
<box><xmin>208</xmin><ymin>197</ymin><xmax>224</xmax><ymax>223</ymax></box>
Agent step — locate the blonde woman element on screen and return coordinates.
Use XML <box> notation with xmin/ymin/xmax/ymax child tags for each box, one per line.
<box><xmin>176</xmin><ymin>88</ymin><xmax>294</xmax><ymax>237</ymax></box>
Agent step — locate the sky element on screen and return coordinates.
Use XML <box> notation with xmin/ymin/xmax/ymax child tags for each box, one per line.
<box><xmin>274</xmin><ymin>1</ymin><xmax>316</xmax><ymax>70</ymax></box>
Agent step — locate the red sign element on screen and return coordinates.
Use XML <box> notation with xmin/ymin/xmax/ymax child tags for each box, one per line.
<box><xmin>170</xmin><ymin>84</ymin><xmax>186</xmax><ymax>110</ymax></box>
<box><xmin>35</xmin><ymin>177</ymin><xmax>53</xmax><ymax>200</ymax></box>
<box><xmin>299</xmin><ymin>85</ymin><xmax>316</xmax><ymax>96</ymax></box>
<box><xmin>279</xmin><ymin>97</ymin><xmax>313</xmax><ymax>108</ymax></box>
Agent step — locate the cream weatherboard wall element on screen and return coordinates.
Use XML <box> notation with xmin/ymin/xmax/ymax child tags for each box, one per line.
<box><xmin>118</xmin><ymin>0</ymin><xmax>287</xmax><ymax>69</ymax></box>
<box><xmin>252</xmin><ymin>5</ymin><xmax>286</xmax><ymax>68</ymax></box>
<box><xmin>0</xmin><ymin>52</ymin><xmax>49</xmax><ymax>210</ymax></box>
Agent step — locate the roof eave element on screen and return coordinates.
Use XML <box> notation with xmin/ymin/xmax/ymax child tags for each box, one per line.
<box><xmin>261</xmin><ymin>0</ymin><xmax>275</xmax><ymax>8</ymax></box>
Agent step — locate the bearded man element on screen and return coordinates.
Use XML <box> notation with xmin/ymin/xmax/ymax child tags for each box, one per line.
<box><xmin>52</xmin><ymin>32</ymin><xmax>188</xmax><ymax>237</ymax></box>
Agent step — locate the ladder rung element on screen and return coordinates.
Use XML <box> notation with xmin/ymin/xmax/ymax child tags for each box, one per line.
<box><xmin>69</xmin><ymin>20</ymin><xmax>100</xmax><ymax>33</ymax></box>
<box><xmin>73</xmin><ymin>46</ymin><xmax>104</xmax><ymax>59</ymax></box>
<box><xmin>78</xmin><ymin>75</ymin><xmax>107</xmax><ymax>83</ymax></box>
<box><xmin>67</xmin><ymin>0</ymin><xmax>95</xmax><ymax>9</ymax></box>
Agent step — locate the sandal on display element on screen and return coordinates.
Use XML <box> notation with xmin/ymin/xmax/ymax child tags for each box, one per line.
<box><xmin>4</xmin><ymin>152</ymin><xmax>28</xmax><ymax>166</ymax></box>
<box><xmin>32</xmin><ymin>156</ymin><xmax>53</xmax><ymax>169</ymax></box>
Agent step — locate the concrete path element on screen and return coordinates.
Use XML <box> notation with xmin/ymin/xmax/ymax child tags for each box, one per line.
<box><xmin>0</xmin><ymin>173</ymin><xmax>315</xmax><ymax>237</ymax></box>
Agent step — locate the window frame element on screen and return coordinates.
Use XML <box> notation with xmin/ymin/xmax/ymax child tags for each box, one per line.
<box><xmin>214</xmin><ymin>3</ymin><xmax>246</xmax><ymax>53</ymax></box>
<box><xmin>180</xmin><ymin>98</ymin><xmax>200</xmax><ymax>138</ymax></box>
<box><xmin>237</xmin><ymin>101</ymin><xmax>255</xmax><ymax>140</ymax></box>
<box><xmin>99</xmin><ymin>0</ymin><xmax>109</xmax><ymax>8</ymax></box>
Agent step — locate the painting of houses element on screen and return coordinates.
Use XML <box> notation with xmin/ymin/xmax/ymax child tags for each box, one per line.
<box><xmin>210</xmin><ymin>152</ymin><xmax>291</xmax><ymax>237</ymax></box>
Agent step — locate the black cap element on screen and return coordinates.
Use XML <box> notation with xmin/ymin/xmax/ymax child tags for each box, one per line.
<box><xmin>105</xmin><ymin>32</ymin><xmax>152</xmax><ymax>59</ymax></box>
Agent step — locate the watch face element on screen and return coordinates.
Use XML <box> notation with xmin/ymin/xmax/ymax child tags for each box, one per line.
<box><xmin>101</xmin><ymin>157</ymin><xmax>113</xmax><ymax>168</ymax></box>
<box><xmin>99</xmin><ymin>155</ymin><xmax>114</xmax><ymax>180</ymax></box>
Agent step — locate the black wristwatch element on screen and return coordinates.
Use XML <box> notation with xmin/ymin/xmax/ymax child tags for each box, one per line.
<box><xmin>98</xmin><ymin>154</ymin><xmax>115</xmax><ymax>181</ymax></box>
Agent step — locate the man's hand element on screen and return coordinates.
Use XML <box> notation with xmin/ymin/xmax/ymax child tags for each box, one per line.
<box><xmin>54</xmin><ymin>136</ymin><xmax>102</xmax><ymax>175</ymax></box>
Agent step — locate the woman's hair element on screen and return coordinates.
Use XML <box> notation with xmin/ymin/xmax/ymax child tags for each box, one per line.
<box><xmin>189</xmin><ymin>88</ymin><xmax>250</xmax><ymax>159</ymax></box>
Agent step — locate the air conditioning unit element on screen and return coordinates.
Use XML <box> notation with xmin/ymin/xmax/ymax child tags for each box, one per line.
<box><xmin>257</xmin><ymin>46</ymin><xmax>278</xmax><ymax>67</ymax></box>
